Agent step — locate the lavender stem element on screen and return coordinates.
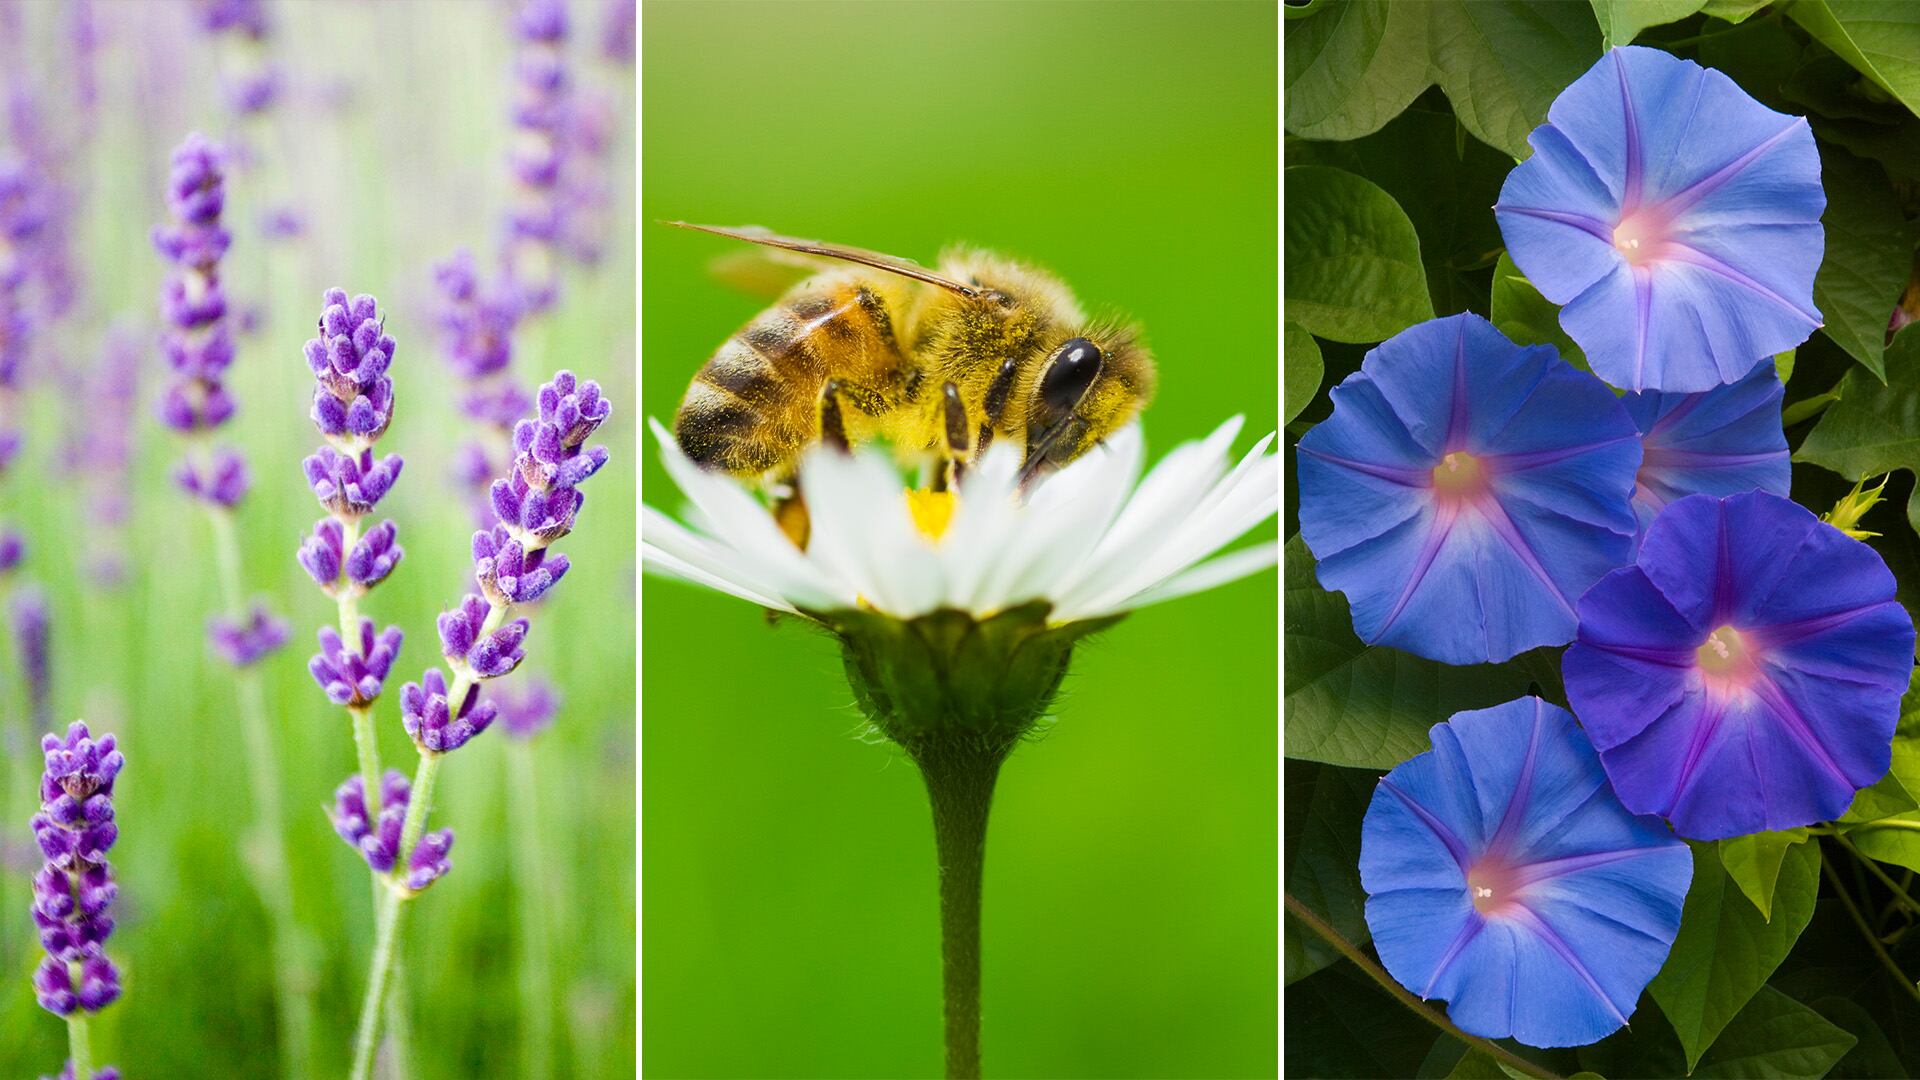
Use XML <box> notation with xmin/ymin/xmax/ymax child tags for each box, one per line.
<box><xmin>507</xmin><ymin>741</ymin><xmax>553</xmax><ymax>1080</ymax></box>
<box><xmin>207</xmin><ymin>505</ymin><xmax>317</xmax><ymax>1080</ymax></box>
<box><xmin>66</xmin><ymin>1012</ymin><xmax>92</xmax><ymax>1079</ymax></box>
<box><xmin>350</xmin><ymin>747</ymin><xmax>441</xmax><ymax>1080</ymax></box>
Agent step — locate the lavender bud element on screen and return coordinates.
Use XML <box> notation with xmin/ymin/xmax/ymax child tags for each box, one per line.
<box><xmin>346</xmin><ymin>519</ymin><xmax>404</xmax><ymax>589</ymax></box>
<box><xmin>207</xmin><ymin>603</ymin><xmax>289</xmax><ymax>667</ymax></box>
<box><xmin>297</xmin><ymin>519</ymin><xmax>344</xmax><ymax>588</ymax></box>
<box><xmin>403</xmin><ymin>828</ymin><xmax>454</xmax><ymax>891</ymax></box>
<box><xmin>308</xmin><ymin>619</ymin><xmax>403</xmax><ymax>707</ymax></box>
<box><xmin>303</xmin><ymin>446</ymin><xmax>403</xmax><ymax>519</ymax></box>
<box><xmin>328</xmin><ymin>769</ymin><xmax>412</xmax><ymax>872</ymax></box>
<box><xmin>175</xmin><ymin>446</ymin><xmax>250</xmax><ymax>507</ymax></box>
<box><xmin>305</xmin><ymin>288</ymin><xmax>397</xmax><ymax>452</ymax></box>
<box><xmin>12</xmin><ymin>585</ymin><xmax>50</xmax><ymax>721</ymax></box>
<box><xmin>494</xmin><ymin>677</ymin><xmax>560</xmax><ymax>740</ymax></box>
<box><xmin>29</xmin><ymin>721</ymin><xmax>123</xmax><ymax>1017</ymax></box>
<box><xmin>473</xmin><ymin>526</ymin><xmax>569</xmax><ymax>606</ymax></box>
<box><xmin>0</xmin><ymin>528</ymin><xmax>22</xmax><ymax>572</ymax></box>
<box><xmin>400</xmin><ymin>667</ymin><xmax>499</xmax><ymax>753</ymax></box>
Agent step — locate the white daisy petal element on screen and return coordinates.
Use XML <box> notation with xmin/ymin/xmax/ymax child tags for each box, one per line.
<box><xmin>639</xmin><ymin>413</ymin><xmax>1276</xmax><ymax>627</ymax></box>
<box><xmin>641</xmin><ymin>543</ymin><xmax>797</xmax><ymax>612</ymax></box>
<box><xmin>1092</xmin><ymin>540</ymin><xmax>1279</xmax><ymax>617</ymax></box>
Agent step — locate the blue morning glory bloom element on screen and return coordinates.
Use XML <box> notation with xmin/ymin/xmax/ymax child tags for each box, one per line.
<box><xmin>1624</xmin><ymin>364</ymin><xmax>1789</xmax><ymax>549</ymax></box>
<box><xmin>1565</xmin><ymin>492</ymin><xmax>1915</xmax><ymax>840</ymax></box>
<box><xmin>1361</xmin><ymin>697</ymin><xmax>1692</xmax><ymax>1049</ymax></box>
<box><xmin>1297</xmin><ymin>313</ymin><xmax>1640</xmax><ymax>665</ymax></box>
<box><xmin>1496</xmin><ymin>47</ymin><xmax>1824</xmax><ymax>393</ymax></box>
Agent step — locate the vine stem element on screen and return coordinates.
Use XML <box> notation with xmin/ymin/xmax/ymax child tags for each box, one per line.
<box><xmin>905</xmin><ymin>736</ymin><xmax>1008</xmax><ymax>1080</ymax></box>
<box><xmin>1284</xmin><ymin>893</ymin><xmax>1559</xmax><ymax>1080</ymax></box>
<box><xmin>509</xmin><ymin>740</ymin><xmax>555</xmax><ymax>1080</ymax></box>
<box><xmin>1833</xmin><ymin>832</ymin><xmax>1920</xmax><ymax>920</ymax></box>
<box><xmin>207</xmin><ymin>506</ymin><xmax>316</xmax><ymax>1080</ymax></box>
<box><xmin>1819</xmin><ymin>849</ymin><xmax>1920</xmax><ymax>1006</ymax></box>
<box><xmin>67</xmin><ymin>1012</ymin><xmax>92</xmax><ymax>1080</ymax></box>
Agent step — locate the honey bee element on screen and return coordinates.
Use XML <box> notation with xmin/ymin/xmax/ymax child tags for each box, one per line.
<box><xmin>671</xmin><ymin>224</ymin><xmax>1156</xmax><ymax>495</ymax></box>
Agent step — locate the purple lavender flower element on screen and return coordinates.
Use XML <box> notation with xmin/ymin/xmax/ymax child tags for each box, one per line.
<box><xmin>208</xmin><ymin>603</ymin><xmax>289</xmax><ymax>667</ymax></box>
<box><xmin>329</xmin><ymin>769</ymin><xmax>411</xmax><ymax>872</ymax></box>
<box><xmin>401</xmin><ymin>667</ymin><xmax>500</xmax><ymax>753</ymax></box>
<box><xmin>42</xmin><ymin>1062</ymin><xmax>122</xmax><ymax>1080</ymax></box>
<box><xmin>197</xmin><ymin>0</ymin><xmax>267</xmax><ymax>36</ymax></box>
<box><xmin>175</xmin><ymin>445</ymin><xmax>250</xmax><ymax>509</ymax></box>
<box><xmin>306</xmin><ymin>289</ymin><xmax>397</xmax><ymax>452</ymax></box>
<box><xmin>474</xmin><ymin>526</ymin><xmax>569</xmax><ymax>605</ymax></box>
<box><xmin>434</xmin><ymin>248</ymin><xmax>520</xmax><ymax>383</ymax></box>
<box><xmin>153</xmin><ymin>134</ymin><xmax>257</xmax><ymax>523</ymax></box>
<box><xmin>0</xmin><ymin>528</ymin><xmax>23</xmax><ymax>572</ymax></box>
<box><xmin>602</xmin><ymin>0</ymin><xmax>635</xmax><ymax>65</ymax></box>
<box><xmin>309</xmin><ymin>620</ymin><xmax>404</xmax><ymax>708</ymax></box>
<box><xmin>404</xmin><ymin>829</ymin><xmax>454</xmax><ymax>891</ymax></box>
<box><xmin>13</xmin><ymin>585</ymin><xmax>50</xmax><ymax>722</ymax></box>
<box><xmin>503</xmin><ymin>0</ymin><xmax>574</xmax><ymax>313</ymax></box>
<box><xmin>259</xmin><ymin>205</ymin><xmax>304</xmax><ymax>240</ymax></box>
<box><xmin>303</xmin><ymin>446</ymin><xmax>403</xmax><ymax>519</ymax></box>
<box><xmin>438</xmin><ymin>592</ymin><xmax>531</xmax><ymax>677</ymax></box>
<box><xmin>494</xmin><ymin>678</ymin><xmax>561</xmax><ymax>740</ymax></box>
<box><xmin>29</xmin><ymin>721</ymin><xmax>123</xmax><ymax>1017</ymax></box>
<box><xmin>491</xmin><ymin>371</ymin><xmax>611</xmax><ymax>545</ymax></box>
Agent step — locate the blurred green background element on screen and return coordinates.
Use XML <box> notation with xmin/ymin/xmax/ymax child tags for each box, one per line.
<box><xmin>0</xmin><ymin>2</ymin><xmax>633</xmax><ymax>1077</ymax></box>
<box><xmin>641</xmin><ymin>2</ymin><xmax>1277</xmax><ymax>1078</ymax></box>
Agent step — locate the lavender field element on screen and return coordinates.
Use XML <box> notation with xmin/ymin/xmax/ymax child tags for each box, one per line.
<box><xmin>0</xmin><ymin>1</ymin><xmax>635</xmax><ymax>1076</ymax></box>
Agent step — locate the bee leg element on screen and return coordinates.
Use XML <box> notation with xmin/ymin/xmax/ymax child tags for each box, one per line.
<box><xmin>773</xmin><ymin>478</ymin><xmax>811</xmax><ymax>551</ymax></box>
<box><xmin>818</xmin><ymin>379</ymin><xmax>852</xmax><ymax>452</ymax></box>
<box><xmin>941</xmin><ymin>381</ymin><xmax>972</xmax><ymax>488</ymax></box>
<box><xmin>976</xmin><ymin>357</ymin><xmax>1019</xmax><ymax>456</ymax></box>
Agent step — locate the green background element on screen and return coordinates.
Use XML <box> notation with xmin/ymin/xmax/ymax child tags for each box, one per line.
<box><xmin>641</xmin><ymin>2</ymin><xmax>1278</xmax><ymax>1078</ymax></box>
<box><xmin>0</xmin><ymin>2</ymin><xmax>634</xmax><ymax>1076</ymax></box>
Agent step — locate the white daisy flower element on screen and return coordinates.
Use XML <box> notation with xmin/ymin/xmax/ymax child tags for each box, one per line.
<box><xmin>640</xmin><ymin>414</ymin><xmax>1280</xmax><ymax>625</ymax></box>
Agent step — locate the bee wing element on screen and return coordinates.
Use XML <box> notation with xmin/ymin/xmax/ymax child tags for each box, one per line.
<box><xmin>704</xmin><ymin>246</ymin><xmax>834</xmax><ymax>300</ymax></box>
<box><xmin>667</xmin><ymin>222</ymin><xmax>982</xmax><ymax>299</ymax></box>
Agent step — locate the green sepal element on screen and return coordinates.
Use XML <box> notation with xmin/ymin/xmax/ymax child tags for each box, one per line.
<box><xmin>815</xmin><ymin>602</ymin><xmax>1124</xmax><ymax>750</ymax></box>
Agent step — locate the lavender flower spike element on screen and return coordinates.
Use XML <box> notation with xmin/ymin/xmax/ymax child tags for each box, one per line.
<box><xmin>30</xmin><ymin>722</ymin><xmax>124</xmax><ymax>1017</ymax></box>
<box><xmin>310</xmin><ymin>620</ymin><xmax>404</xmax><ymax>707</ymax></box>
<box><xmin>14</xmin><ymin>584</ymin><xmax>51</xmax><ymax>723</ymax></box>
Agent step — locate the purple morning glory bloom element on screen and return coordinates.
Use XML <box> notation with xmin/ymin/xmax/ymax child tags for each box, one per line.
<box><xmin>1297</xmin><ymin>313</ymin><xmax>1641</xmax><ymax>664</ymax></box>
<box><xmin>1361</xmin><ymin>698</ymin><xmax>1691</xmax><ymax>1048</ymax></box>
<box><xmin>1496</xmin><ymin>47</ymin><xmax>1824</xmax><ymax>392</ymax></box>
<box><xmin>1565</xmin><ymin>491</ymin><xmax>1915</xmax><ymax>839</ymax></box>
<box><xmin>1624</xmin><ymin>363</ymin><xmax>1789</xmax><ymax>548</ymax></box>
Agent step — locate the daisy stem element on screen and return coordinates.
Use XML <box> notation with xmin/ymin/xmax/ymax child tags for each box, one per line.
<box><xmin>207</xmin><ymin>505</ymin><xmax>317</xmax><ymax>1080</ymax></box>
<box><xmin>67</xmin><ymin>1011</ymin><xmax>92</xmax><ymax>1080</ymax></box>
<box><xmin>906</xmin><ymin>735</ymin><xmax>1010</xmax><ymax>1080</ymax></box>
<box><xmin>1818</xmin><ymin>848</ymin><xmax>1920</xmax><ymax>1006</ymax></box>
<box><xmin>1283</xmin><ymin>892</ymin><xmax>1559</xmax><ymax>1080</ymax></box>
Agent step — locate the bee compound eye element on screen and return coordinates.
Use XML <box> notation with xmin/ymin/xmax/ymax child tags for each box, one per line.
<box><xmin>1040</xmin><ymin>338</ymin><xmax>1103</xmax><ymax>412</ymax></box>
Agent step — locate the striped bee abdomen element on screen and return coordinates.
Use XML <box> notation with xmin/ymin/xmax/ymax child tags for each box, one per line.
<box><xmin>674</xmin><ymin>277</ymin><xmax>910</xmax><ymax>478</ymax></box>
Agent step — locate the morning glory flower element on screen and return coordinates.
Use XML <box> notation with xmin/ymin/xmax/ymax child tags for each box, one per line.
<box><xmin>641</xmin><ymin>416</ymin><xmax>1278</xmax><ymax>624</ymax></box>
<box><xmin>1496</xmin><ymin>47</ymin><xmax>1823</xmax><ymax>392</ymax></box>
<box><xmin>1624</xmin><ymin>363</ymin><xmax>1789</xmax><ymax>547</ymax></box>
<box><xmin>1564</xmin><ymin>491</ymin><xmax>1914</xmax><ymax>840</ymax></box>
<box><xmin>1361</xmin><ymin>697</ymin><xmax>1691</xmax><ymax>1048</ymax></box>
<box><xmin>1297</xmin><ymin>313</ymin><xmax>1640</xmax><ymax>665</ymax></box>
